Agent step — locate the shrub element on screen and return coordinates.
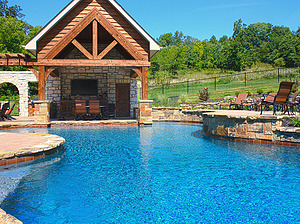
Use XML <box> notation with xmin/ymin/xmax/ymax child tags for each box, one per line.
<box><xmin>198</xmin><ymin>87</ymin><xmax>209</xmax><ymax>102</ymax></box>
<box><xmin>157</xmin><ymin>94</ymin><xmax>169</xmax><ymax>106</ymax></box>
<box><xmin>246</xmin><ymin>91</ymin><xmax>253</xmax><ymax>95</ymax></box>
<box><xmin>267</xmin><ymin>90</ymin><xmax>274</xmax><ymax>94</ymax></box>
<box><xmin>178</xmin><ymin>94</ymin><xmax>187</xmax><ymax>104</ymax></box>
<box><xmin>234</xmin><ymin>91</ymin><xmax>241</xmax><ymax>96</ymax></box>
<box><xmin>257</xmin><ymin>88</ymin><xmax>263</xmax><ymax>94</ymax></box>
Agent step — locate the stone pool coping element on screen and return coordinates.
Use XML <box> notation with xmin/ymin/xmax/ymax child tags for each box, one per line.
<box><xmin>0</xmin><ymin>119</ymin><xmax>138</xmax><ymax>130</ymax></box>
<box><xmin>0</xmin><ymin>133</ymin><xmax>65</xmax><ymax>167</ymax></box>
<box><xmin>0</xmin><ymin>208</ymin><xmax>22</xmax><ymax>224</ymax></box>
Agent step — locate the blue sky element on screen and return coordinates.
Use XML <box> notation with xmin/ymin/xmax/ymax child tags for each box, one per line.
<box><xmin>9</xmin><ymin>0</ymin><xmax>300</xmax><ymax>40</ymax></box>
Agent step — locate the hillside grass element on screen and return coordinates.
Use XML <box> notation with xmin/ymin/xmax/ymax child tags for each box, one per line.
<box><xmin>147</xmin><ymin>67</ymin><xmax>300</xmax><ymax>104</ymax></box>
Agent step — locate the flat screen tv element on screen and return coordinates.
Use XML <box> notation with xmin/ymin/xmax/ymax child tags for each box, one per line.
<box><xmin>71</xmin><ymin>79</ymin><xmax>98</xmax><ymax>96</ymax></box>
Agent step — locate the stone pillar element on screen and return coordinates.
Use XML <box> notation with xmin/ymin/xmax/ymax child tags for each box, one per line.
<box><xmin>138</xmin><ymin>100</ymin><xmax>153</xmax><ymax>126</ymax></box>
<box><xmin>34</xmin><ymin>101</ymin><xmax>50</xmax><ymax>124</ymax></box>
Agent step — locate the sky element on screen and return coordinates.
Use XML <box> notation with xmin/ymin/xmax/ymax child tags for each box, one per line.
<box><xmin>9</xmin><ymin>0</ymin><xmax>300</xmax><ymax>41</ymax></box>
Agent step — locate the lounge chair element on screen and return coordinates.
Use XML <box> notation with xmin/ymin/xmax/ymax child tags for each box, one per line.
<box><xmin>0</xmin><ymin>102</ymin><xmax>10</xmax><ymax>120</ymax></box>
<box><xmin>75</xmin><ymin>100</ymin><xmax>87</xmax><ymax>120</ymax></box>
<box><xmin>89</xmin><ymin>100</ymin><xmax>101</xmax><ymax>120</ymax></box>
<box><xmin>273</xmin><ymin>82</ymin><xmax>294</xmax><ymax>115</ymax></box>
<box><xmin>3</xmin><ymin>103</ymin><xmax>15</xmax><ymax>120</ymax></box>
<box><xmin>230</xmin><ymin>93</ymin><xmax>249</xmax><ymax>110</ymax></box>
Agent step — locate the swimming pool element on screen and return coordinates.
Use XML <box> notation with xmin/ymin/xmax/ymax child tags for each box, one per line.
<box><xmin>0</xmin><ymin>123</ymin><xmax>299</xmax><ymax>223</ymax></box>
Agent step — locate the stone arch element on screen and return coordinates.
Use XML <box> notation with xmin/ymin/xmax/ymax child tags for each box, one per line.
<box><xmin>0</xmin><ymin>71</ymin><xmax>38</xmax><ymax>117</ymax></box>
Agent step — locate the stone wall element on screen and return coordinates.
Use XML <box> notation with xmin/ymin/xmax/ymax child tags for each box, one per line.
<box><xmin>203</xmin><ymin>113</ymin><xmax>279</xmax><ymax>141</ymax></box>
<box><xmin>152</xmin><ymin>107</ymin><xmax>204</xmax><ymax>123</ymax></box>
<box><xmin>0</xmin><ymin>71</ymin><xmax>37</xmax><ymax>117</ymax></box>
<box><xmin>45</xmin><ymin>43</ymin><xmax>138</xmax><ymax>117</ymax></box>
<box><xmin>202</xmin><ymin>112</ymin><xmax>300</xmax><ymax>145</ymax></box>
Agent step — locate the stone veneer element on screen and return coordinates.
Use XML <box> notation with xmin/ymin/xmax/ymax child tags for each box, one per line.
<box><xmin>138</xmin><ymin>100</ymin><xmax>153</xmax><ymax>125</ymax></box>
<box><xmin>34</xmin><ymin>101</ymin><xmax>51</xmax><ymax>124</ymax></box>
<box><xmin>152</xmin><ymin>107</ymin><xmax>204</xmax><ymax>123</ymax></box>
<box><xmin>46</xmin><ymin>43</ymin><xmax>138</xmax><ymax>117</ymax></box>
<box><xmin>0</xmin><ymin>71</ymin><xmax>37</xmax><ymax>117</ymax></box>
<box><xmin>202</xmin><ymin>112</ymin><xmax>300</xmax><ymax>145</ymax></box>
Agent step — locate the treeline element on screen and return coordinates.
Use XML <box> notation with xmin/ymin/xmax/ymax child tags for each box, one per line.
<box><xmin>0</xmin><ymin>0</ymin><xmax>41</xmax><ymax>66</ymax></box>
<box><xmin>150</xmin><ymin>19</ymin><xmax>300</xmax><ymax>83</ymax></box>
<box><xmin>0</xmin><ymin>0</ymin><xmax>40</xmax><ymax>98</ymax></box>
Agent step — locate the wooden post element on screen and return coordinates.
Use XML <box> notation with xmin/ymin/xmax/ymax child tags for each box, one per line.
<box><xmin>93</xmin><ymin>20</ymin><xmax>98</xmax><ymax>58</ymax></box>
<box><xmin>38</xmin><ymin>66</ymin><xmax>46</xmax><ymax>100</ymax></box>
<box><xmin>142</xmin><ymin>67</ymin><xmax>149</xmax><ymax>100</ymax></box>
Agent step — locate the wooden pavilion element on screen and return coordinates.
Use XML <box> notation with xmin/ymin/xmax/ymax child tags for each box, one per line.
<box><xmin>0</xmin><ymin>0</ymin><xmax>160</xmax><ymax>122</ymax></box>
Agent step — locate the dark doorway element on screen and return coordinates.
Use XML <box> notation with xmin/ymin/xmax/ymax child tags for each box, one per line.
<box><xmin>116</xmin><ymin>83</ymin><xmax>130</xmax><ymax>117</ymax></box>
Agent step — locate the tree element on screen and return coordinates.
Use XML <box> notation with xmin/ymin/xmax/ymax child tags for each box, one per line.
<box><xmin>0</xmin><ymin>0</ymin><xmax>24</xmax><ymax>18</ymax></box>
<box><xmin>157</xmin><ymin>33</ymin><xmax>174</xmax><ymax>47</ymax></box>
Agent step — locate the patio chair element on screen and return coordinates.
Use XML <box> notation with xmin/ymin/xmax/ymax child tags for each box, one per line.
<box><xmin>3</xmin><ymin>103</ymin><xmax>15</xmax><ymax>120</ymax></box>
<box><xmin>230</xmin><ymin>93</ymin><xmax>249</xmax><ymax>110</ymax></box>
<box><xmin>88</xmin><ymin>100</ymin><xmax>101</xmax><ymax>120</ymax></box>
<box><xmin>259</xmin><ymin>93</ymin><xmax>277</xmax><ymax>114</ymax></box>
<box><xmin>287</xmin><ymin>91</ymin><xmax>300</xmax><ymax>114</ymax></box>
<box><xmin>75</xmin><ymin>100</ymin><xmax>87</xmax><ymax>120</ymax></box>
<box><xmin>0</xmin><ymin>102</ymin><xmax>9</xmax><ymax>120</ymax></box>
<box><xmin>273</xmin><ymin>81</ymin><xmax>294</xmax><ymax>115</ymax></box>
<box><xmin>107</xmin><ymin>103</ymin><xmax>116</xmax><ymax>119</ymax></box>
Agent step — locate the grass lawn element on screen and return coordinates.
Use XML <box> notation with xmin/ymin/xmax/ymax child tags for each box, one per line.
<box><xmin>148</xmin><ymin>68</ymin><xmax>300</xmax><ymax>104</ymax></box>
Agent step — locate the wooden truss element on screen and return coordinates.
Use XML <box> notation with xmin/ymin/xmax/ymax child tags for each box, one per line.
<box><xmin>0</xmin><ymin>8</ymin><xmax>150</xmax><ymax>101</ymax></box>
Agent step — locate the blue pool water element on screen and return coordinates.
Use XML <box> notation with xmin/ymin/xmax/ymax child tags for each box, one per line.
<box><xmin>0</xmin><ymin>123</ymin><xmax>299</xmax><ymax>223</ymax></box>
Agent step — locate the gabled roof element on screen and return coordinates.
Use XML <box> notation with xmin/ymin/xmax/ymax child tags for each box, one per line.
<box><xmin>25</xmin><ymin>0</ymin><xmax>161</xmax><ymax>58</ymax></box>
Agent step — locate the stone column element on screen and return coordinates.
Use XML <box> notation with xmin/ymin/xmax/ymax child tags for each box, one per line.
<box><xmin>34</xmin><ymin>101</ymin><xmax>50</xmax><ymax>124</ymax></box>
<box><xmin>138</xmin><ymin>100</ymin><xmax>153</xmax><ymax>126</ymax></box>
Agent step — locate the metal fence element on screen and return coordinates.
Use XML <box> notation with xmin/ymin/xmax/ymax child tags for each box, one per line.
<box><xmin>139</xmin><ymin>67</ymin><xmax>300</xmax><ymax>105</ymax></box>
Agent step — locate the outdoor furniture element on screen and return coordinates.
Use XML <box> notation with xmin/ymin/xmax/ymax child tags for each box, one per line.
<box><xmin>287</xmin><ymin>91</ymin><xmax>300</xmax><ymax>114</ymax></box>
<box><xmin>108</xmin><ymin>104</ymin><xmax>116</xmax><ymax>119</ymax></box>
<box><xmin>218</xmin><ymin>100</ymin><xmax>232</xmax><ymax>109</ymax></box>
<box><xmin>60</xmin><ymin>100</ymin><xmax>75</xmax><ymax>119</ymax></box>
<box><xmin>259</xmin><ymin>93</ymin><xmax>277</xmax><ymax>114</ymax></box>
<box><xmin>0</xmin><ymin>102</ymin><xmax>9</xmax><ymax>120</ymax></box>
<box><xmin>230</xmin><ymin>93</ymin><xmax>249</xmax><ymax>110</ymax></box>
<box><xmin>75</xmin><ymin>100</ymin><xmax>87</xmax><ymax>120</ymax></box>
<box><xmin>3</xmin><ymin>103</ymin><xmax>15</xmax><ymax>120</ymax></box>
<box><xmin>89</xmin><ymin>100</ymin><xmax>102</xmax><ymax>120</ymax></box>
<box><xmin>273</xmin><ymin>82</ymin><xmax>294</xmax><ymax>115</ymax></box>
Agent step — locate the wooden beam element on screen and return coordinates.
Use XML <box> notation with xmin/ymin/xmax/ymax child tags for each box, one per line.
<box><xmin>38</xmin><ymin>66</ymin><xmax>46</xmax><ymax>100</ymax></box>
<box><xmin>142</xmin><ymin>67</ymin><xmax>149</xmax><ymax>100</ymax></box>
<box><xmin>72</xmin><ymin>39</ymin><xmax>93</xmax><ymax>59</ymax></box>
<box><xmin>131</xmin><ymin>68</ymin><xmax>142</xmax><ymax>79</ymax></box>
<box><xmin>94</xmin><ymin>10</ymin><xmax>146</xmax><ymax>61</ymax></box>
<box><xmin>92</xmin><ymin>20</ymin><xmax>98</xmax><ymax>59</ymax></box>
<box><xmin>97</xmin><ymin>40</ymin><xmax>118</xmax><ymax>59</ymax></box>
<box><xmin>44</xmin><ymin>9</ymin><xmax>98</xmax><ymax>59</ymax></box>
<box><xmin>34</xmin><ymin>59</ymin><xmax>151</xmax><ymax>67</ymax></box>
<box><xmin>27</xmin><ymin>67</ymin><xmax>39</xmax><ymax>81</ymax></box>
<box><xmin>44</xmin><ymin>67</ymin><xmax>56</xmax><ymax>82</ymax></box>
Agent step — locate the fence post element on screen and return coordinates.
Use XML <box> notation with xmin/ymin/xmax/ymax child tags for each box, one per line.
<box><xmin>245</xmin><ymin>72</ymin><xmax>247</xmax><ymax>87</ymax></box>
<box><xmin>278</xmin><ymin>68</ymin><xmax>280</xmax><ymax>83</ymax></box>
<box><xmin>187</xmin><ymin>80</ymin><xmax>189</xmax><ymax>95</ymax></box>
<box><xmin>215</xmin><ymin>77</ymin><xmax>217</xmax><ymax>91</ymax></box>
